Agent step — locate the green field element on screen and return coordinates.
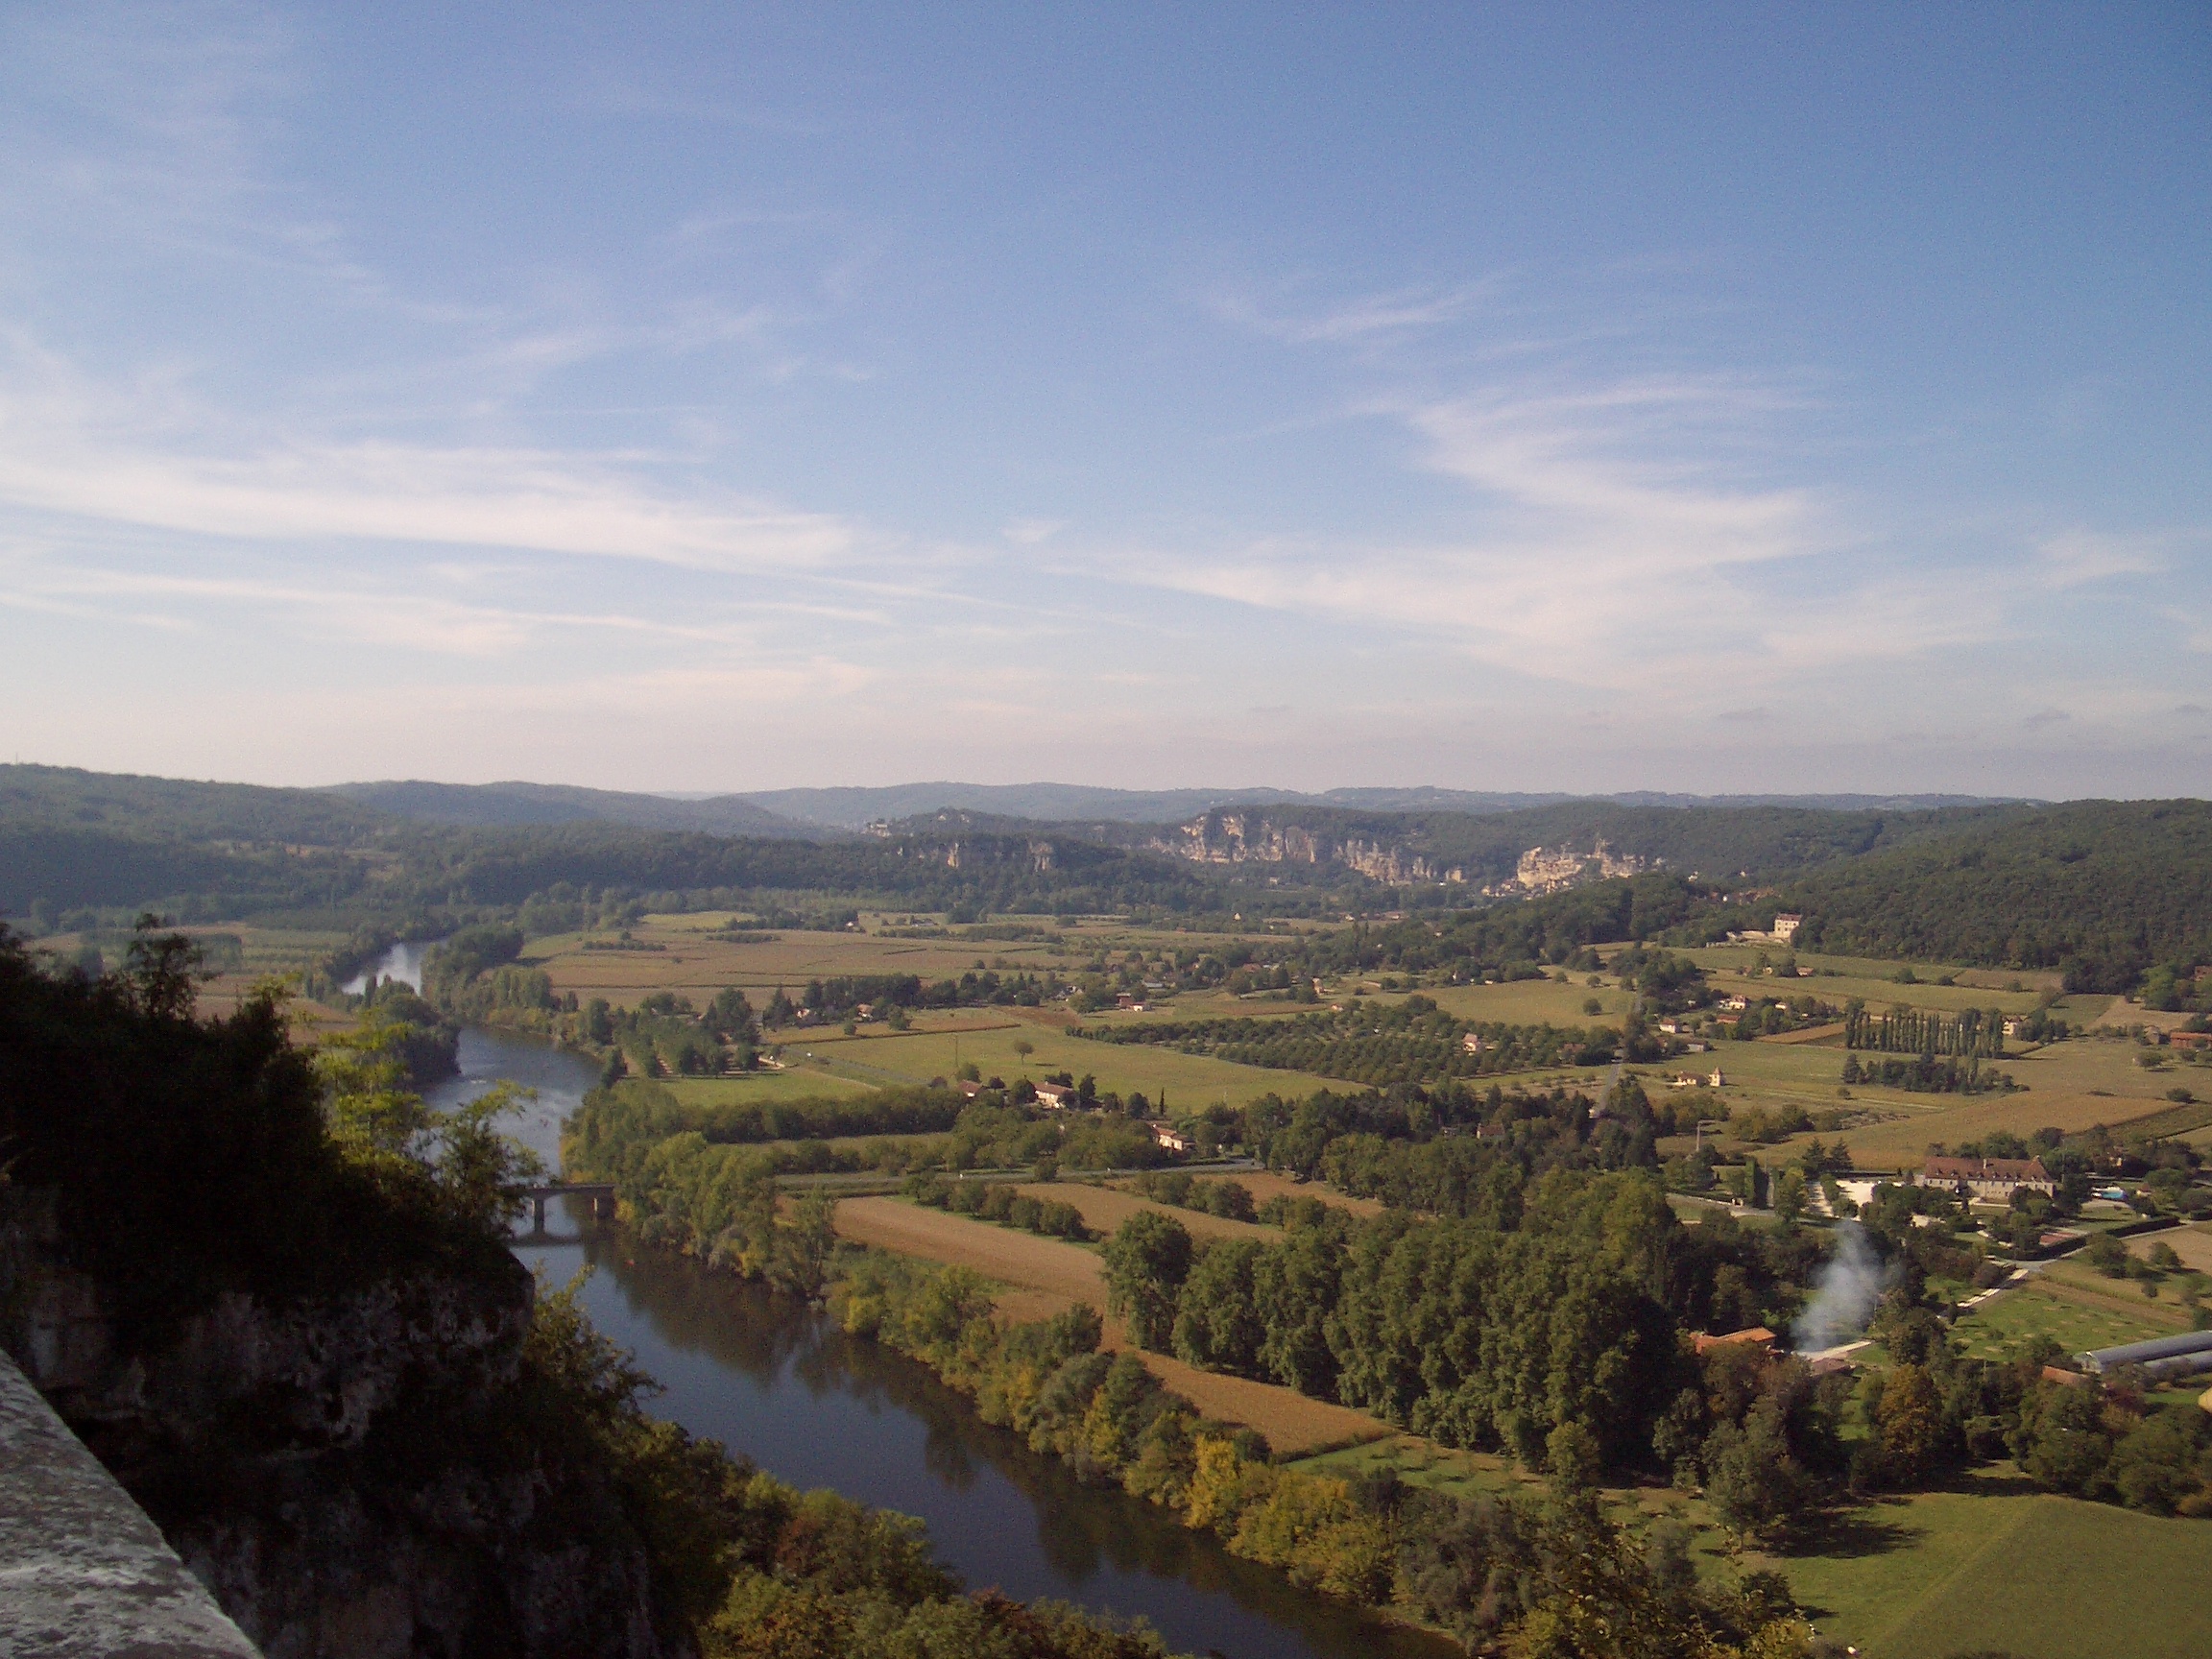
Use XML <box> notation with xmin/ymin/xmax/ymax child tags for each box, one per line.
<box><xmin>1767</xmin><ymin>1471</ymin><xmax>2212</xmax><ymax>1659</ymax></box>
<box><xmin>1950</xmin><ymin>1282</ymin><xmax>2177</xmax><ymax>1360</ymax></box>
<box><xmin>1300</xmin><ymin>1435</ymin><xmax>2212</xmax><ymax>1659</ymax></box>
<box><xmin>659</xmin><ymin>1068</ymin><xmax>881</xmax><ymax>1105</ymax></box>
<box><xmin>780</xmin><ymin>1011</ymin><xmax>1341</xmax><ymax>1108</ymax></box>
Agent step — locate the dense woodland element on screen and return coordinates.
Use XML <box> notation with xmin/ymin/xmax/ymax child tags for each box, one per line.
<box><xmin>1083</xmin><ymin>996</ymin><xmax>1622</xmax><ymax>1083</ymax></box>
<box><xmin>1773</xmin><ymin>798</ymin><xmax>2212</xmax><ymax>989</ymax></box>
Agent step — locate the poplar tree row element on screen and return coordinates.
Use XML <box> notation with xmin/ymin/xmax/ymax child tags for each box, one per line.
<box><xmin>1842</xmin><ymin>1004</ymin><xmax>2007</xmax><ymax>1057</ymax></box>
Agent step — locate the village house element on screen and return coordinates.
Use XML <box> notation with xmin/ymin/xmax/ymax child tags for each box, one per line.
<box><xmin>1033</xmin><ymin>1081</ymin><xmax>1075</xmax><ymax>1110</ymax></box>
<box><xmin>1146</xmin><ymin>1119</ymin><xmax>1191</xmax><ymax>1153</ymax></box>
<box><xmin>1461</xmin><ymin>1032</ymin><xmax>1487</xmax><ymax>1053</ymax></box>
<box><xmin>955</xmin><ymin>1079</ymin><xmax>984</xmax><ymax>1101</ymax></box>
<box><xmin>1914</xmin><ymin>1155</ymin><xmax>2056</xmax><ymax>1199</ymax></box>
<box><xmin>1718</xmin><ymin>995</ymin><xmax>1749</xmax><ymax>1013</ymax></box>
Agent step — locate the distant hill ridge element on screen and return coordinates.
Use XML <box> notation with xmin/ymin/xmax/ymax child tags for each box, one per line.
<box><xmin>0</xmin><ymin>764</ymin><xmax>2096</xmax><ymax>938</ymax></box>
<box><xmin>327</xmin><ymin>779</ymin><xmax>825</xmax><ymax>840</ymax></box>
<box><xmin>737</xmin><ymin>781</ymin><xmax>2018</xmax><ymax>830</ymax></box>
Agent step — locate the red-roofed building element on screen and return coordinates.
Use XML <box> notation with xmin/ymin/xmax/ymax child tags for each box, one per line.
<box><xmin>1693</xmin><ymin>1327</ymin><xmax>1777</xmax><ymax>1357</ymax></box>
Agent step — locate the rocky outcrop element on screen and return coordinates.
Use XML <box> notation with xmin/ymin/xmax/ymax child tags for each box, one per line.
<box><xmin>1158</xmin><ymin>810</ymin><xmax>1467</xmax><ymax>884</ymax></box>
<box><xmin>0</xmin><ymin>1191</ymin><xmax>673</xmax><ymax>1659</ymax></box>
<box><xmin>1483</xmin><ymin>838</ymin><xmax>1647</xmax><ymax>898</ymax></box>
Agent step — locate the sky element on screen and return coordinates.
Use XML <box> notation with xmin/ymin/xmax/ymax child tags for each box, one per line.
<box><xmin>0</xmin><ymin>2</ymin><xmax>2206</xmax><ymax>799</ymax></box>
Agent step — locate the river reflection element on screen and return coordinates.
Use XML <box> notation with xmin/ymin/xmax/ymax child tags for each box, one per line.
<box><xmin>446</xmin><ymin>1026</ymin><xmax>1453</xmax><ymax>1659</ymax></box>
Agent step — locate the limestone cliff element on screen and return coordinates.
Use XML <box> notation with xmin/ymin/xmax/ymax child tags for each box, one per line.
<box><xmin>1</xmin><ymin>1189</ymin><xmax>672</xmax><ymax>1659</ymax></box>
<box><xmin>1160</xmin><ymin>809</ymin><xmax>1468</xmax><ymax>885</ymax></box>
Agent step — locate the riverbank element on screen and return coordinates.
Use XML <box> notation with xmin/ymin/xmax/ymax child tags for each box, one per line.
<box><xmin>451</xmin><ymin>1023</ymin><xmax>1456</xmax><ymax>1659</ymax></box>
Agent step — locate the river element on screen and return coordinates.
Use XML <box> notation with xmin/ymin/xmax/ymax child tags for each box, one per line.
<box><xmin>425</xmin><ymin>1027</ymin><xmax>1455</xmax><ymax>1659</ymax></box>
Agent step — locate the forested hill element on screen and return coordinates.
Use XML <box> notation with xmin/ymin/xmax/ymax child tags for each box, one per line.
<box><xmin>0</xmin><ymin>763</ymin><xmax>1225</xmax><ymax>923</ymax></box>
<box><xmin>1778</xmin><ymin>799</ymin><xmax>2212</xmax><ymax>989</ymax></box>
<box><xmin>1286</xmin><ymin>800</ymin><xmax>2212</xmax><ymax>993</ymax></box>
<box><xmin>0</xmin><ymin>763</ymin><xmax>391</xmax><ymax>844</ymax></box>
<box><xmin>329</xmin><ymin>779</ymin><xmax>824</xmax><ymax>839</ymax></box>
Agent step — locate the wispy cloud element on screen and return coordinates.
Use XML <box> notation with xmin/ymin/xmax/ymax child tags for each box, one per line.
<box><xmin>2034</xmin><ymin>528</ymin><xmax>2186</xmax><ymax>589</ymax></box>
<box><xmin>1119</xmin><ymin>368</ymin><xmax>1985</xmax><ymax>694</ymax></box>
<box><xmin>0</xmin><ymin>331</ymin><xmax>868</xmax><ymax>569</ymax></box>
<box><xmin>1210</xmin><ymin>280</ymin><xmax>1498</xmax><ymax>345</ymax></box>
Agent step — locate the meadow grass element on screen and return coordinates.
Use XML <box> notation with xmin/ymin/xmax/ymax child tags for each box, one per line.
<box><xmin>1766</xmin><ymin>1470</ymin><xmax>2212</xmax><ymax>1659</ymax></box>
<box><xmin>659</xmin><ymin>1069</ymin><xmax>880</xmax><ymax>1105</ymax></box>
<box><xmin>784</xmin><ymin>1015</ymin><xmax>1339</xmax><ymax>1108</ymax></box>
<box><xmin>1950</xmin><ymin>1281</ymin><xmax>2177</xmax><ymax>1360</ymax></box>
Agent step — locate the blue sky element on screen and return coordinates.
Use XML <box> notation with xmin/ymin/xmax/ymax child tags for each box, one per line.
<box><xmin>1</xmin><ymin>3</ymin><xmax>2205</xmax><ymax>797</ymax></box>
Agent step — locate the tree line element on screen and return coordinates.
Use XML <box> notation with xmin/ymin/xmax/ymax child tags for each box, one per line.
<box><xmin>828</xmin><ymin>1241</ymin><xmax>1821</xmax><ymax>1655</ymax></box>
<box><xmin>1842</xmin><ymin>1003</ymin><xmax>2007</xmax><ymax>1056</ymax></box>
<box><xmin>1081</xmin><ymin>995</ymin><xmax>1617</xmax><ymax>1085</ymax></box>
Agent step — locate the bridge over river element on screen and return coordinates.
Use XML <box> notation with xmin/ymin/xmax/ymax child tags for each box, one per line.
<box><xmin>514</xmin><ymin>1182</ymin><xmax>615</xmax><ymax>1231</ymax></box>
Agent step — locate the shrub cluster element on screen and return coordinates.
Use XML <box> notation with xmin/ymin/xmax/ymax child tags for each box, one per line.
<box><xmin>1126</xmin><ymin>1171</ymin><xmax>1257</xmax><ymax>1221</ymax></box>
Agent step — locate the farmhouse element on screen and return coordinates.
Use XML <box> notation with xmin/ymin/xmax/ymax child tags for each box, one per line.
<box><xmin>1146</xmin><ymin>1120</ymin><xmax>1191</xmax><ymax>1153</ymax></box>
<box><xmin>1722</xmin><ymin>913</ymin><xmax>1804</xmax><ymax>947</ymax></box>
<box><xmin>2170</xmin><ymin>1031</ymin><xmax>2212</xmax><ymax>1051</ymax></box>
<box><xmin>1692</xmin><ymin>1327</ymin><xmax>1778</xmax><ymax>1357</ymax></box>
<box><xmin>1719</xmin><ymin>996</ymin><xmax>1749</xmax><ymax>1013</ymax></box>
<box><xmin>1033</xmin><ymin>1081</ymin><xmax>1075</xmax><ymax>1110</ymax></box>
<box><xmin>1915</xmin><ymin>1155</ymin><xmax>2056</xmax><ymax>1199</ymax></box>
<box><xmin>1462</xmin><ymin>1032</ymin><xmax>1487</xmax><ymax>1053</ymax></box>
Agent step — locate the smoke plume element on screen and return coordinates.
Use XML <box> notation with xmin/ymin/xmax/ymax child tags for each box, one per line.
<box><xmin>1792</xmin><ymin>1221</ymin><xmax>1894</xmax><ymax>1352</ymax></box>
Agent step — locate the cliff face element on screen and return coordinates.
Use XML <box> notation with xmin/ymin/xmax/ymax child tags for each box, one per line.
<box><xmin>1160</xmin><ymin>810</ymin><xmax>1468</xmax><ymax>885</ymax></box>
<box><xmin>2</xmin><ymin>1190</ymin><xmax>671</xmax><ymax>1659</ymax></box>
